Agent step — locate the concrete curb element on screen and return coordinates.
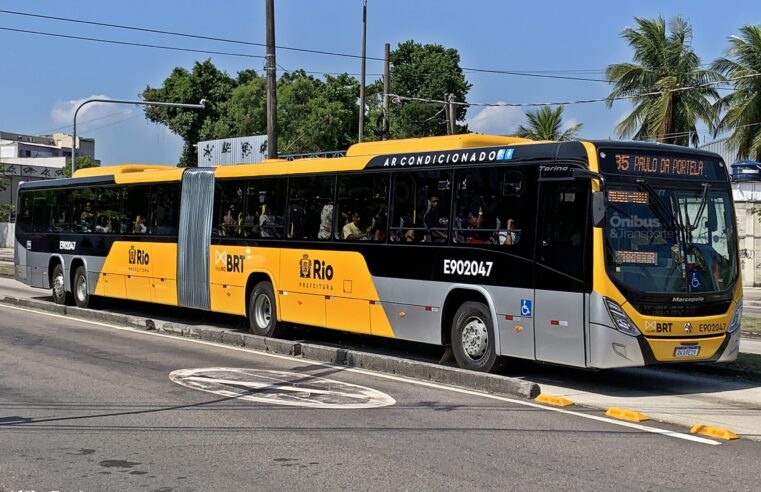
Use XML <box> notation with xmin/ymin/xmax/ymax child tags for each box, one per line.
<box><xmin>0</xmin><ymin>295</ymin><xmax>539</xmax><ymax>399</ymax></box>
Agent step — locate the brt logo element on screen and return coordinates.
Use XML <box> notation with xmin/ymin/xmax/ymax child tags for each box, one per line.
<box><xmin>128</xmin><ymin>246</ymin><xmax>150</xmax><ymax>265</ymax></box>
<box><xmin>214</xmin><ymin>250</ymin><xmax>245</xmax><ymax>272</ymax></box>
<box><xmin>299</xmin><ymin>254</ymin><xmax>334</xmax><ymax>280</ymax></box>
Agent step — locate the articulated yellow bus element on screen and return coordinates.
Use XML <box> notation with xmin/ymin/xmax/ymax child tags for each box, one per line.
<box><xmin>14</xmin><ymin>134</ymin><xmax>742</xmax><ymax>372</ymax></box>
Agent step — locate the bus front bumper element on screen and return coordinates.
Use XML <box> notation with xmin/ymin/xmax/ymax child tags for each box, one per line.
<box><xmin>588</xmin><ymin>323</ymin><xmax>740</xmax><ymax>368</ymax></box>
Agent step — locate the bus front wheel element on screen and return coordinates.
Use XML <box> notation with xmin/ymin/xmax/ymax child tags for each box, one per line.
<box><xmin>248</xmin><ymin>281</ymin><xmax>284</xmax><ymax>338</ymax></box>
<box><xmin>451</xmin><ymin>301</ymin><xmax>501</xmax><ymax>372</ymax></box>
<box><xmin>51</xmin><ymin>264</ymin><xmax>72</xmax><ymax>305</ymax></box>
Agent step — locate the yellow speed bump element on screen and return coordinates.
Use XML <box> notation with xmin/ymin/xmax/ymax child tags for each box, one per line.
<box><xmin>605</xmin><ymin>407</ymin><xmax>649</xmax><ymax>423</ymax></box>
<box><xmin>690</xmin><ymin>424</ymin><xmax>739</xmax><ymax>441</ymax></box>
<box><xmin>535</xmin><ymin>394</ymin><xmax>575</xmax><ymax>407</ymax></box>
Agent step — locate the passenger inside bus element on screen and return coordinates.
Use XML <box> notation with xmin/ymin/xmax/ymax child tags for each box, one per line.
<box><xmin>423</xmin><ymin>195</ymin><xmax>447</xmax><ymax>243</ymax></box>
<box><xmin>80</xmin><ymin>202</ymin><xmax>95</xmax><ymax>232</ymax></box>
<box><xmin>343</xmin><ymin>212</ymin><xmax>368</xmax><ymax>240</ymax></box>
<box><xmin>133</xmin><ymin>215</ymin><xmax>147</xmax><ymax>234</ymax></box>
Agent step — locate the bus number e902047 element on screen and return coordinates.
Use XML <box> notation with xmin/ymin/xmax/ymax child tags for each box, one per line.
<box><xmin>443</xmin><ymin>259</ymin><xmax>494</xmax><ymax>277</ymax></box>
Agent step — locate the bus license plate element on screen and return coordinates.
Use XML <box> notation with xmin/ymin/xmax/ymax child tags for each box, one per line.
<box><xmin>674</xmin><ymin>346</ymin><xmax>700</xmax><ymax>357</ymax></box>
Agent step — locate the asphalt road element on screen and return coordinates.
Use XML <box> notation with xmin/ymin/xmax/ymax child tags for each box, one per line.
<box><xmin>2</xmin><ymin>305</ymin><xmax>761</xmax><ymax>491</ymax></box>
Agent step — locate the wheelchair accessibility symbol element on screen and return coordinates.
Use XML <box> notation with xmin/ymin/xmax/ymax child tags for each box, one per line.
<box><xmin>689</xmin><ymin>271</ymin><xmax>702</xmax><ymax>289</ymax></box>
<box><xmin>520</xmin><ymin>299</ymin><xmax>533</xmax><ymax>318</ymax></box>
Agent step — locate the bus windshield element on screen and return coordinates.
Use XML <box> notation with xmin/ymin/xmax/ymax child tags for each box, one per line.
<box><xmin>604</xmin><ymin>184</ymin><xmax>737</xmax><ymax>294</ymax></box>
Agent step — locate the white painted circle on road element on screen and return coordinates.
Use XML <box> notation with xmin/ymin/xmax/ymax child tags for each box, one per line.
<box><xmin>169</xmin><ymin>367</ymin><xmax>396</xmax><ymax>409</ymax></box>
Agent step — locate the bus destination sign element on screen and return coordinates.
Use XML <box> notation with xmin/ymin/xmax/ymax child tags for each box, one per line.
<box><xmin>598</xmin><ymin>148</ymin><xmax>725</xmax><ymax>180</ymax></box>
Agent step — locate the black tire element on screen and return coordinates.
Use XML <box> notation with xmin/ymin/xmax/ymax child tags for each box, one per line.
<box><xmin>51</xmin><ymin>263</ymin><xmax>72</xmax><ymax>305</ymax></box>
<box><xmin>72</xmin><ymin>266</ymin><xmax>97</xmax><ymax>309</ymax></box>
<box><xmin>248</xmin><ymin>281</ymin><xmax>284</xmax><ymax>337</ymax></box>
<box><xmin>451</xmin><ymin>301</ymin><xmax>501</xmax><ymax>372</ymax></box>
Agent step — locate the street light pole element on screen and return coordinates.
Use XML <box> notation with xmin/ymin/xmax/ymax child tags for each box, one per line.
<box><xmin>71</xmin><ymin>98</ymin><xmax>206</xmax><ymax>175</ymax></box>
<box><xmin>265</xmin><ymin>0</ymin><xmax>278</xmax><ymax>159</ymax></box>
<box><xmin>358</xmin><ymin>0</ymin><xmax>367</xmax><ymax>142</ymax></box>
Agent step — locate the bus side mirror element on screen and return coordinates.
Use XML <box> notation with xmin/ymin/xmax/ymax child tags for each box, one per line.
<box><xmin>592</xmin><ymin>191</ymin><xmax>606</xmax><ymax>228</ymax></box>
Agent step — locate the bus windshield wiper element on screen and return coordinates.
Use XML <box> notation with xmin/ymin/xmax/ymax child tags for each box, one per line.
<box><xmin>683</xmin><ymin>183</ymin><xmax>711</xmax><ymax>246</ymax></box>
<box><xmin>636</xmin><ymin>179</ymin><xmax>680</xmax><ymax>234</ymax></box>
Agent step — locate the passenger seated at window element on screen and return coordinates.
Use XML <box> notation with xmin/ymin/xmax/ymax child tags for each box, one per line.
<box><xmin>318</xmin><ymin>202</ymin><xmax>333</xmax><ymax>239</ymax></box>
<box><xmin>288</xmin><ymin>199</ymin><xmax>306</xmax><ymax>239</ymax></box>
<box><xmin>259</xmin><ymin>206</ymin><xmax>282</xmax><ymax>238</ymax></box>
<box><xmin>80</xmin><ymin>202</ymin><xmax>95</xmax><ymax>232</ymax></box>
<box><xmin>369</xmin><ymin>207</ymin><xmax>387</xmax><ymax>241</ymax></box>
<box><xmin>222</xmin><ymin>204</ymin><xmax>237</xmax><ymax>236</ymax></box>
<box><xmin>133</xmin><ymin>215</ymin><xmax>147</xmax><ymax>234</ymax></box>
<box><xmin>343</xmin><ymin>212</ymin><xmax>367</xmax><ymax>240</ymax></box>
<box><xmin>423</xmin><ymin>195</ymin><xmax>447</xmax><ymax>243</ymax></box>
<box><xmin>498</xmin><ymin>218</ymin><xmax>521</xmax><ymax>245</ymax></box>
<box><xmin>95</xmin><ymin>215</ymin><xmax>111</xmax><ymax>233</ymax></box>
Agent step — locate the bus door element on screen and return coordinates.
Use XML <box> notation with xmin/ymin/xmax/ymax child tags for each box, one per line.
<box><xmin>534</xmin><ymin>177</ymin><xmax>590</xmax><ymax>366</ymax></box>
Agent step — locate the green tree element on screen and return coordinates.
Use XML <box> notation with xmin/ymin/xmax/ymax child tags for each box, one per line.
<box><xmin>606</xmin><ymin>16</ymin><xmax>723</xmax><ymax>146</ymax></box>
<box><xmin>144</xmin><ymin>61</ymin><xmax>361</xmax><ymax>161</ymax></box>
<box><xmin>142</xmin><ymin>59</ymin><xmax>237</xmax><ymax>166</ymax></box>
<box><xmin>713</xmin><ymin>25</ymin><xmax>761</xmax><ymax>161</ymax></box>
<box><xmin>367</xmin><ymin>41</ymin><xmax>471</xmax><ymax>139</ymax></box>
<box><xmin>64</xmin><ymin>155</ymin><xmax>100</xmax><ymax>178</ymax></box>
<box><xmin>515</xmin><ymin>106</ymin><xmax>582</xmax><ymax>141</ymax></box>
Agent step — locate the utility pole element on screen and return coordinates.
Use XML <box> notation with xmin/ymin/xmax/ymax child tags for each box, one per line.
<box><xmin>382</xmin><ymin>42</ymin><xmax>390</xmax><ymax>140</ymax></box>
<box><xmin>447</xmin><ymin>94</ymin><xmax>456</xmax><ymax>135</ymax></box>
<box><xmin>358</xmin><ymin>0</ymin><xmax>367</xmax><ymax>142</ymax></box>
<box><xmin>265</xmin><ymin>0</ymin><xmax>278</xmax><ymax>158</ymax></box>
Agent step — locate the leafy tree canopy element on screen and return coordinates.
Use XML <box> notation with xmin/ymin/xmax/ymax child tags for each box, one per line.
<box><xmin>606</xmin><ymin>16</ymin><xmax>723</xmax><ymax>146</ymax></box>
<box><xmin>366</xmin><ymin>40</ymin><xmax>471</xmax><ymax>140</ymax></box>
<box><xmin>713</xmin><ymin>24</ymin><xmax>761</xmax><ymax>161</ymax></box>
<box><xmin>515</xmin><ymin>106</ymin><xmax>582</xmax><ymax>141</ymax></box>
<box><xmin>64</xmin><ymin>155</ymin><xmax>100</xmax><ymax>178</ymax></box>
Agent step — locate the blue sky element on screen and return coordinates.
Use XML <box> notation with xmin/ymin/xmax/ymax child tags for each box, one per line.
<box><xmin>0</xmin><ymin>0</ymin><xmax>758</xmax><ymax>165</ymax></box>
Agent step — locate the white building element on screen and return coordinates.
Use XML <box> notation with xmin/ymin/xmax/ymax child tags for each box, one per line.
<box><xmin>0</xmin><ymin>131</ymin><xmax>95</xmax><ymax>212</ymax></box>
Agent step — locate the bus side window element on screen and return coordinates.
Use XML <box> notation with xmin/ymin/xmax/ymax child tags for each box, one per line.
<box><xmin>538</xmin><ymin>180</ymin><xmax>589</xmax><ymax>280</ymax></box>
<box><xmin>391</xmin><ymin>170</ymin><xmax>452</xmax><ymax>244</ymax></box>
<box><xmin>122</xmin><ymin>186</ymin><xmax>151</xmax><ymax>235</ymax></box>
<box><xmin>95</xmin><ymin>187</ymin><xmax>121</xmax><ymax>234</ymax></box>
<box><xmin>246</xmin><ymin>178</ymin><xmax>286</xmax><ymax>239</ymax></box>
<box><xmin>149</xmin><ymin>183</ymin><xmax>180</xmax><ymax>236</ymax></box>
<box><xmin>213</xmin><ymin>180</ymin><xmax>245</xmax><ymax>238</ymax></box>
<box><xmin>336</xmin><ymin>174</ymin><xmax>388</xmax><ymax>241</ymax></box>
<box><xmin>286</xmin><ymin>176</ymin><xmax>335</xmax><ymax>241</ymax></box>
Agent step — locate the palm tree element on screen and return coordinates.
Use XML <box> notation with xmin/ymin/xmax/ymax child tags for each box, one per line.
<box><xmin>606</xmin><ymin>16</ymin><xmax>723</xmax><ymax>146</ymax></box>
<box><xmin>712</xmin><ymin>25</ymin><xmax>761</xmax><ymax>161</ymax></box>
<box><xmin>514</xmin><ymin>106</ymin><xmax>582</xmax><ymax>141</ymax></box>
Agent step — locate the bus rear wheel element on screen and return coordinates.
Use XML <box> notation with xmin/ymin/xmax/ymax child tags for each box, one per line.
<box><xmin>451</xmin><ymin>301</ymin><xmax>501</xmax><ymax>372</ymax></box>
<box><xmin>248</xmin><ymin>281</ymin><xmax>284</xmax><ymax>338</ymax></box>
<box><xmin>51</xmin><ymin>264</ymin><xmax>72</xmax><ymax>305</ymax></box>
<box><xmin>73</xmin><ymin>266</ymin><xmax>96</xmax><ymax>309</ymax></box>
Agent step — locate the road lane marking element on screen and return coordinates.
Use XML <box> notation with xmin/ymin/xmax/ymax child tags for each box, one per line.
<box><xmin>169</xmin><ymin>367</ymin><xmax>396</xmax><ymax>409</ymax></box>
<box><xmin>0</xmin><ymin>303</ymin><xmax>721</xmax><ymax>445</ymax></box>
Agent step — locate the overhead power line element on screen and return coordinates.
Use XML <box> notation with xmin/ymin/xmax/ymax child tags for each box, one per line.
<box><xmin>389</xmin><ymin>73</ymin><xmax>761</xmax><ymax>108</ymax></box>
<box><xmin>0</xmin><ymin>9</ymin><xmax>378</xmax><ymax>61</ymax></box>
<box><xmin>0</xmin><ymin>8</ymin><xmax>609</xmax><ymax>82</ymax></box>
<box><xmin>0</xmin><ymin>26</ymin><xmax>265</xmax><ymax>59</ymax></box>
<box><xmin>37</xmin><ymin>110</ymin><xmax>133</xmax><ymax>135</ymax></box>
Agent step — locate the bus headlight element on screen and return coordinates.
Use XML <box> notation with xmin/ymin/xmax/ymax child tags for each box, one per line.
<box><xmin>604</xmin><ymin>298</ymin><xmax>641</xmax><ymax>337</ymax></box>
<box><xmin>727</xmin><ymin>299</ymin><xmax>743</xmax><ymax>334</ymax></box>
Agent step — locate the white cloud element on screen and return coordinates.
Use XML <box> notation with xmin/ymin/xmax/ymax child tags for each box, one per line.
<box><xmin>466</xmin><ymin>104</ymin><xmax>524</xmax><ymax>135</ymax></box>
<box><xmin>50</xmin><ymin>95</ymin><xmax>133</xmax><ymax>128</ymax></box>
<box><xmin>562</xmin><ymin>117</ymin><xmax>580</xmax><ymax>132</ymax></box>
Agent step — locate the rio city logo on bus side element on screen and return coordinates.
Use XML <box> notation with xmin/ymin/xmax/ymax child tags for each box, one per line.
<box><xmin>299</xmin><ymin>254</ymin><xmax>335</xmax><ymax>291</ymax></box>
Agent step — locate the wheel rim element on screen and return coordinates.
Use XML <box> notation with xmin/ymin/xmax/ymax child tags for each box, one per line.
<box><xmin>461</xmin><ymin>316</ymin><xmax>488</xmax><ymax>360</ymax></box>
<box><xmin>254</xmin><ymin>294</ymin><xmax>272</xmax><ymax>329</ymax></box>
<box><xmin>76</xmin><ymin>275</ymin><xmax>87</xmax><ymax>302</ymax></box>
<box><xmin>53</xmin><ymin>272</ymin><xmax>65</xmax><ymax>300</ymax></box>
